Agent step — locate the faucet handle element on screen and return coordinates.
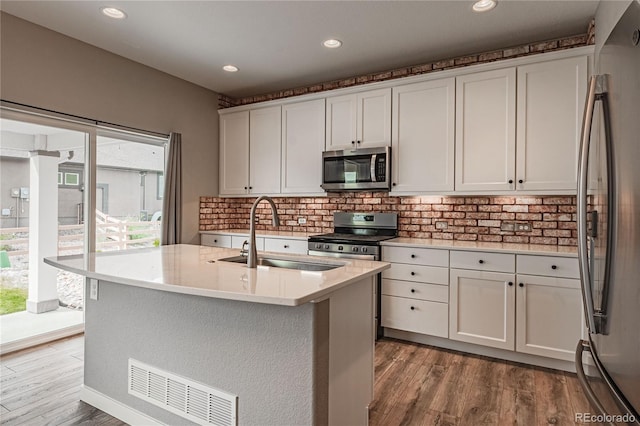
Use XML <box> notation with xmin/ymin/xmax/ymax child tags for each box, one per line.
<box><xmin>241</xmin><ymin>240</ymin><xmax>249</xmax><ymax>257</ymax></box>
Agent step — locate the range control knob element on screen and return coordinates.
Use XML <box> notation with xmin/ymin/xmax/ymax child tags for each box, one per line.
<box><xmin>338</xmin><ymin>245</ymin><xmax>344</xmax><ymax>251</ymax></box>
<box><xmin>362</xmin><ymin>247</ymin><xmax>368</xmax><ymax>253</ymax></box>
<box><xmin>352</xmin><ymin>246</ymin><xmax>359</xmax><ymax>252</ymax></box>
<box><xmin>315</xmin><ymin>243</ymin><xmax>322</xmax><ymax>249</ymax></box>
<box><xmin>324</xmin><ymin>244</ymin><xmax>330</xmax><ymax>250</ymax></box>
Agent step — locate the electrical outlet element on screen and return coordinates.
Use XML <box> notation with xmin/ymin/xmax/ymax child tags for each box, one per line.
<box><xmin>89</xmin><ymin>279</ymin><xmax>99</xmax><ymax>300</ymax></box>
<box><xmin>298</xmin><ymin>217</ymin><xmax>307</xmax><ymax>225</ymax></box>
<box><xmin>435</xmin><ymin>221</ymin><xmax>448</xmax><ymax>230</ymax></box>
<box><xmin>515</xmin><ymin>222</ymin><xmax>532</xmax><ymax>232</ymax></box>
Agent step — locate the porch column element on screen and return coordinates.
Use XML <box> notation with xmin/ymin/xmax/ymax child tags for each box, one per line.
<box><xmin>27</xmin><ymin>150</ymin><xmax>60</xmax><ymax>313</ymax></box>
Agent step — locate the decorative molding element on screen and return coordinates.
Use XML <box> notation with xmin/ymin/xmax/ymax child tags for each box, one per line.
<box><xmin>80</xmin><ymin>385</ymin><xmax>164</xmax><ymax>426</ymax></box>
<box><xmin>218</xmin><ymin>25</ymin><xmax>594</xmax><ymax>109</ymax></box>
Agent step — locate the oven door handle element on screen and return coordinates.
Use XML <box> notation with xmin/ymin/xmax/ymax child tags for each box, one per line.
<box><xmin>307</xmin><ymin>250</ymin><xmax>377</xmax><ymax>261</ymax></box>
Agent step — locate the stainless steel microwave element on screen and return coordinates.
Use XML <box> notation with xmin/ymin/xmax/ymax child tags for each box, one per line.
<box><xmin>321</xmin><ymin>146</ymin><xmax>391</xmax><ymax>191</ymax></box>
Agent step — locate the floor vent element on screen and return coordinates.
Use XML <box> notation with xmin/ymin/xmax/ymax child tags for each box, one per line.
<box><xmin>128</xmin><ymin>359</ymin><xmax>237</xmax><ymax>426</ymax></box>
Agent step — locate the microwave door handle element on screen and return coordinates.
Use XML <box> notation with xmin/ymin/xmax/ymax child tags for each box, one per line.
<box><xmin>370</xmin><ymin>154</ymin><xmax>377</xmax><ymax>182</ymax></box>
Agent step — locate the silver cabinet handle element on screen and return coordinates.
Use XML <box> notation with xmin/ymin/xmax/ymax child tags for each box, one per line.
<box><xmin>577</xmin><ymin>75</ymin><xmax>601</xmax><ymax>334</ymax></box>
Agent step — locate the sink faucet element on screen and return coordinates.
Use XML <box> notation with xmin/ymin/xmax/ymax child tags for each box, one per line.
<box><xmin>247</xmin><ymin>196</ymin><xmax>280</xmax><ymax>268</ymax></box>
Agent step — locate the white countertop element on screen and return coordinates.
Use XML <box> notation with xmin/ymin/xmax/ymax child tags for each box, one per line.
<box><xmin>200</xmin><ymin>229</ymin><xmax>316</xmax><ymax>240</ymax></box>
<box><xmin>382</xmin><ymin>238</ymin><xmax>578</xmax><ymax>257</ymax></box>
<box><xmin>44</xmin><ymin>244</ymin><xmax>389</xmax><ymax>306</ymax></box>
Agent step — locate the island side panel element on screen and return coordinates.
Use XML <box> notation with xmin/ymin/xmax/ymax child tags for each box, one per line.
<box><xmin>83</xmin><ymin>280</ymin><xmax>327</xmax><ymax>425</ymax></box>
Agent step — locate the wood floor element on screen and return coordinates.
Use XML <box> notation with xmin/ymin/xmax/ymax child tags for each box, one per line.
<box><xmin>0</xmin><ymin>335</ymin><xmax>599</xmax><ymax>426</ymax></box>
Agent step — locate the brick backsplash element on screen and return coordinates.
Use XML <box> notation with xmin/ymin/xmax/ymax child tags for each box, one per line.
<box><xmin>218</xmin><ymin>20</ymin><xmax>595</xmax><ymax>109</ymax></box>
<box><xmin>199</xmin><ymin>194</ymin><xmax>577</xmax><ymax>246</ymax></box>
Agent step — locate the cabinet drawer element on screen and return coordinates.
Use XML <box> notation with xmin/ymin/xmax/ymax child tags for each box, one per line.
<box><xmin>517</xmin><ymin>255</ymin><xmax>579</xmax><ymax>279</ymax></box>
<box><xmin>382</xmin><ymin>264</ymin><xmax>449</xmax><ymax>285</ymax></box>
<box><xmin>200</xmin><ymin>234</ymin><xmax>231</xmax><ymax>248</ymax></box>
<box><xmin>382</xmin><ymin>279</ymin><xmax>448</xmax><ymax>303</ymax></box>
<box><xmin>381</xmin><ymin>295</ymin><xmax>448</xmax><ymax>338</ymax></box>
<box><xmin>264</xmin><ymin>238</ymin><xmax>308</xmax><ymax>255</ymax></box>
<box><xmin>450</xmin><ymin>250</ymin><xmax>515</xmax><ymax>273</ymax></box>
<box><xmin>231</xmin><ymin>235</ymin><xmax>264</xmax><ymax>251</ymax></box>
<box><xmin>382</xmin><ymin>246</ymin><xmax>449</xmax><ymax>267</ymax></box>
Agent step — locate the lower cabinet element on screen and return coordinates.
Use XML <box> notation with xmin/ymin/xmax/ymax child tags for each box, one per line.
<box><xmin>263</xmin><ymin>237</ymin><xmax>308</xmax><ymax>255</ymax></box>
<box><xmin>201</xmin><ymin>233</ymin><xmax>306</xmax><ymax>255</ymax></box>
<box><xmin>381</xmin><ymin>294</ymin><xmax>448</xmax><ymax>338</ymax></box>
<box><xmin>200</xmin><ymin>234</ymin><xmax>232</xmax><ymax>248</ymax></box>
<box><xmin>515</xmin><ymin>274</ymin><xmax>584</xmax><ymax>361</ymax></box>
<box><xmin>449</xmin><ymin>269</ymin><xmax>516</xmax><ymax>351</ymax></box>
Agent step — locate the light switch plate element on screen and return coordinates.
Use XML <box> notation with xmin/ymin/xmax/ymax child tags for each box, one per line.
<box><xmin>89</xmin><ymin>279</ymin><xmax>99</xmax><ymax>300</ymax></box>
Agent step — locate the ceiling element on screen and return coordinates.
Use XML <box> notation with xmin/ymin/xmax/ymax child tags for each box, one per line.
<box><xmin>0</xmin><ymin>1</ymin><xmax>599</xmax><ymax>98</ymax></box>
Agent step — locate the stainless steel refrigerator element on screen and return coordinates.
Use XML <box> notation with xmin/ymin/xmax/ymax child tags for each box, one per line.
<box><xmin>575</xmin><ymin>1</ymin><xmax>640</xmax><ymax>424</ymax></box>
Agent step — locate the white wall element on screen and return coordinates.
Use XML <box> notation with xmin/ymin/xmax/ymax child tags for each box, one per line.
<box><xmin>594</xmin><ymin>0</ymin><xmax>634</xmax><ymax>63</ymax></box>
<box><xmin>1</xmin><ymin>12</ymin><xmax>219</xmax><ymax>243</ymax></box>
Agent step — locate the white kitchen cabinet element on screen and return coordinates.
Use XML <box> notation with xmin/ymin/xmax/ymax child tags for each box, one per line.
<box><xmin>219</xmin><ymin>106</ymin><xmax>281</xmax><ymax>196</ymax></box>
<box><xmin>325</xmin><ymin>88</ymin><xmax>391</xmax><ymax>150</ymax></box>
<box><xmin>515</xmin><ymin>254</ymin><xmax>583</xmax><ymax>361</ymax></box>
<box><xmin>516</xmin><ymin>56</ymin><xmax>588</xmax><ymax>191</ymax></box>
<box><xmin>200</xmin><ymin>233</ymin><xmax>232</xmax><ymax>248</ymax></box>
<box><xmin>281</xmin><ymin>99</ymin><xmax>326</xmax><ymax>194</ymax></box>
<box><xmin>381</xmin><ymin>245</ymin><xmax>450</xmax><ymax>338</ymax></box>
<box><xmin>219</xmin><ymin>111</ymin><xmax>250</xmax><ymax>196</ymax></box>
<box><xmin>391</xmin><ymin>78</ymin><xmax>455</xmax><ymax>193</ymax></box>
<box><xmin>455</xmin><ymin>68</ymin><xmax>517</xmax><ymax>192</ymax></box>
<box><xmin>249</xmin><ymin>106</ymin><xmax>282</xmax><ymax>195</ymax></box>
<box><xmin>449</xmin><ymin>269</ymin><xmax>516</xmax><ymax>350</ymax></box>
<box><xmin>264</xmin><ymin>237</ymin><xmax>308</xmax><ymax>255</ymax></box>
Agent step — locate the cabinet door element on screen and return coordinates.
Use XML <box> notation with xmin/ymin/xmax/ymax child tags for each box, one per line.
<box><xmin>516</xmin><ymin>275</ymin><xmax>584</xmax><ymax>361</ymax></box>
<box><xmin>264</xmin><ymin>237</ymin><xmax>308</xmax><ymax>255</ymax></box>
<box><xmin>357</xmin><ymin>88</ymin><xmax>391</xmax><ymax>147</ymax></box>
<box><xmin>281</xmin><ymin>99</ymin><xmax>325</xmax><ymax>194</ymax></box>
<box><xmin>249</xmin><ymin>106</ymin><xmax>282</xmax><ymax>195</ymax></box>
<box><xmin>200</xmin><ymin>234</ymin><xmax>232</xmax><ymax>248</ymax></box>
<box><xmin>449</xmin><ymin>269</ymin><xmax>515</xmax><ymax>350</ymax></box>
<box><xmin>455</xmin><ymin>68</ymin><xmax>516</xmax><ymax>191</ymax></box>
<box><xmin>326</xmin><ymin>94</ymin><xmax>357</xmax><ymax>150</ymax></box>
<box><xmin>392</xmin><ymin>78</ymin><xmax>455</xmax><ymax>193</ymax></box>
<box><xmin>219</xmin><ymin>111</ymin><xmax>249</xmax><ymax>195</ymax></box>
<box><xmin>516</xmin><ymin>56</ymin><xmax>587</xmax><ymax>191</ymax></box>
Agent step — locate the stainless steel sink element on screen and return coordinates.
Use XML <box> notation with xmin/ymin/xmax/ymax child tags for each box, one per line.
<box><xmin>218</xmin><ymin>255</ymin><xmax>342</xmax><ymax>271</ymax></box>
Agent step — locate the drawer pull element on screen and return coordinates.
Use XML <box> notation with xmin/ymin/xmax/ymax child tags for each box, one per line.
<box><xmin>478</xmin><ymin>259</ymin><xmax>485</xmax><ymax>264</ymax></box>
<box><xmin>410</xmin><ymin>254</ymin><xmax>416</xmax><ymax>258</ymax></box>
<box><xmin>284</xmin><ymin>245</ymin><xmax>290</xmax><ymax>249</ymax></box>
<box><xmin>519</xmin><ymin>283</ymin><xmax>524</xmax><ymax>287</ymax></box>
<box><xmin>410</xmin><ymin>306</ymin><xmax>415</xmax><ymax>311</ymax></box>
<box><xmin>551</xmin><ymin>265</ymin><xmax>557</xmax><ymax>270</ymax></box>
<box><xmin>410</xmin><ymin>289</ymin><xmax>416</xmax><ymax>293</ymax></box>
<box><xmin>410</xmin><ymin>272</ymin><xmax>416</xmax><ymax>276</ymax></box>
<box><xmin>508</xmin><ymin>281</ymin><xmax>513</xmax><ymax>286</ymax></box>
<box><xmin>214</xmin><ymin>239</ymin><xmax>218</xmax><ymax>243</ymax></box>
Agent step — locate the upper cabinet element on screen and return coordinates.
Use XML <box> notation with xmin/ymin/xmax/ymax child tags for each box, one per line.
<box><xmin>391</xmin><ymin>78</ymin><xmax>455</xmax><ymax>193</ymax></box>
<box><xmin>281</xmin><ymin>98</ymin><xmax>326</xmax><ymax>194</ymax></box>
<box><xmin>219</xmin><ymin>110</ymin><xmax>250</xmax><ymax>196</ymax></box>
<box><xmin>516</xmin><ymin>56</ymin><xmax>587</xmax><ymax>191</ymax></box>
<box><xmin>455</xmin><ymin>56</ymin><xmax>588</xmax><ymax>193</ymax></box>
<box><xmin>249</xmin><ymin>106</ymin><xmax>282</xmax><ymax>195</ymax></box>
<box><xmin>219</xmin><ymin>107</ymin><xmax>281</xmax><ymax>196</ymax></box>
<box><xmin>455</xmin><ymin>68</ymin><xmax>517</xmax><ymax>192</ymax></box>
<box><xmin>325</xmin><ymin>88</ymin><xmax>391</xmax><ymax>151</ymax></box>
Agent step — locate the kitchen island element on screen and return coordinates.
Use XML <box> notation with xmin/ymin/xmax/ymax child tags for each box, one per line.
<box><xmin>45</xmin><ymin>244</ymin><xmax>389</xmax><ymax>426</ymax></box>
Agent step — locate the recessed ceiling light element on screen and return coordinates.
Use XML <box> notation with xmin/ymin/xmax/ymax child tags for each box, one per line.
<box><xmin>101</xmin><ymin>7</ymin><xmax>127</xmax><ymax>19</ymax></box>
<box><xmin>323</xmin><ymin>39</ymin><xmax>343</xmax><ymax>49</ymax></box>
<box><xmin>472</xmin><ymin>0</ymin><xmax>497</xmax><ymax>12</ymax></box>
<box><xmin>223</xmin><ymin>65</ymin><xmax>239</xmax><ymax>72</ymax></box>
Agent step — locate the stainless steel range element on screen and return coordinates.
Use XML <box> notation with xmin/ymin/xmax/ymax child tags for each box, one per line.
<box><xmin>308</xmin><ymin>212</ymin><xmax>398</xmax><ymax>338</ymax></box>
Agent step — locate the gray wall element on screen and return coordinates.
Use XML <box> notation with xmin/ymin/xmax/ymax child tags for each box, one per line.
<box><xmin>0</xmin><ymin>12</ymin><xmax>219</xmax><ymax>243</ymax></box>
<box><xmin>85</xmin><ymin>281</ymin><xmax>329</xmax><ymax>425</ymax></box>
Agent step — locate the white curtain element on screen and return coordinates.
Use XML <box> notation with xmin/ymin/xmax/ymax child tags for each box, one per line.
<box><xmin>161</xmin><ymin>132</ymin><xmax>182</xmax><ymax>245</ymax></box>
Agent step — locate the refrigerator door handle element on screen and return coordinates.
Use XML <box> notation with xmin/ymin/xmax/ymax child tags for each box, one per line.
<box><xmin>575</xmin><ymin>340</ymin><xmax>616</xmax><ymax>426</ymax></box>
<box><xmin>578</xmin><ymin>75</ymin><xmax>600</xmax><ymax>334</ymax></box>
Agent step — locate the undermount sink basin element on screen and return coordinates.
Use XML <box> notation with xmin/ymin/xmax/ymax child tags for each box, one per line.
<box><xmin>218</xmin><ymin>255</ymin><xmax>342</xmax><ymax>271</ymax></box>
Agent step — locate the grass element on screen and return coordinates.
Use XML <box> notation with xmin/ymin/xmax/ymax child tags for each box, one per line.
<box><xmin>0</xmin><ymin>286</ymin><xmax>27</xmax><ymax>315</ymax></box>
